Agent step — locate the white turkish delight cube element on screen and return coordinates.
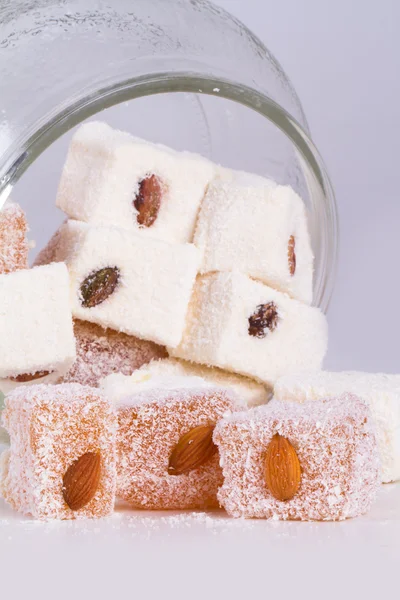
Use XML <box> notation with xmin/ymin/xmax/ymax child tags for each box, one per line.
<box><xmin>56</xmin><ymin>121</ymin><xmax>215</xmax><ymax>243</ymax></box>
<box><xmin>0</xmin><ymin>263</ymin><xmax>76</xmax><ymax>385</ymax></box>
<box><xmin>169</xmin><ymin>272</ymin><xmax>327</xmax><ymax>386</ymax></box>
<box><xmin>52</xmin><ymin>220</ymin><xmax>200</xmax><ymax>348</ymax></box>
<box><xmin>194</xmin><ymin>178</ymin><xmax>314</xmax><ymax>304</ymax></box>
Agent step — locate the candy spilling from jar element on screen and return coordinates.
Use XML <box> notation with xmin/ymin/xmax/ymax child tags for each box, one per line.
<box><xmin>0</xmin><ymin>121</ymin><xmax>389</xmax><ymax>522</ymax></box>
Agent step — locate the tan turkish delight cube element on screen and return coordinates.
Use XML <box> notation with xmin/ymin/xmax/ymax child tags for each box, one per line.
<box><xmin>214</xmin><ymin>395</ymin><xmax>381</xmax><ymax>521</ymax></box>
<box><xmin>0</xmin><ymin>384</ymin><xmax>117</xmax><ymax>520</ymax></box>
<box><xmin>114</xmin><ymin>376</ymin><xmax>239</xmax><ymax>509</ymax></box>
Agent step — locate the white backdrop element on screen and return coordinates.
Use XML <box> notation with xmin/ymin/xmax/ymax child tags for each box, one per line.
<box><xmin>215</xmin><ymin>0</ymin><xmax>400</xmax><ymax>374</ymax></box>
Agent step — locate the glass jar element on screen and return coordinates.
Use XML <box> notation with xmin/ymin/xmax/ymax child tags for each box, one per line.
<box><xmin>0</xmin><ymin>0</ymin><xmax>338</xmax><ymax>311</ymax></box>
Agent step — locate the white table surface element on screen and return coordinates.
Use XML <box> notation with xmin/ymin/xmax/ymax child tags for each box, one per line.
<box><xmin>0</xmin><ymin>482</ymin><xmax>399</xmax><ymax>598</ymax></box>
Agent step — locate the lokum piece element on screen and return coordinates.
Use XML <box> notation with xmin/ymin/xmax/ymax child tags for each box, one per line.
<box><xmin>194</xmin><ymin>178</ymin><xmax>313</xmax><ymax>303</ymax></box>
<box><xmin>102</xmin><ymin>357</ymin><xmax>272</xmax><ymax>408</ymax></box>
<box><xmin>169</xmin><ymin>272</ymin><xmax>328</xmax><ymax>385</ymax></box>
<box><xmin>0</xmin><ymin>201</ymin><xmax>29</xmax><ymax>274</ymax></box>
<box><xmin>56</xmin><ymin>121</ymin><xmax>215</xmax><ymax>243</ymax></box>
<box><xmin>0</xmin><ymin>263</ymin><xmax>76</xmax><ymax>386</ymax></box>
<box><xmin>113</xmin><ymin>375</ymin><xmax>239</xmax><ymax>510</ymax></box>
<box><xmin>50</xmin><ymin>220</ymin><xmax>200</xmax><ymax>347</ymax></box>
<box><xmin>274</xmin><ymin>370</ymin><xmax>400</xmax><ymax>483</ymax></box>
<box><xmin>0</xmin><ymin>384</ymin><xmax>117</xmax><ymax>520</ymax></box>
<box><xmin>62</xmin><ymin>320</ymin><xmax>167</xmax><ymax>388</ymax></box>
<box><xmin>214</xmin><ymin>395</ymin><xmax>381</xmax><ymax>520</ymax></box>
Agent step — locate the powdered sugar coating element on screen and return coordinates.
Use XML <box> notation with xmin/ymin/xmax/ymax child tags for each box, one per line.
<box><xmin>170</xmin><ymin>272</ymin><xmax>328</xmax><ymax>385</ymax></box>
<box><xmin>274</xmin><ymin>371</ymin><xmax>400</xmax><ymax>483</ymax></box>
<box><xmin>56</xmin><ymin>121</ymin><xmax>215</xmax><ymax>243</ymax></box>
<box><xmin>52</xmin><ymin>220</ymin><xmax>200</xmax><ymax>347</ymax></box>
<box><xmin>0</xmin><ymin>384</ymin><xmax>117</xmax><ymax>520</ymax></box>
<box><xmin>0</xmin><ymin>201</ymin><xmax>29</xmax><ymax>274</ymax></box>
<box><xmin>0</xmin><ymin>263</ymin><xmax>76</xmax><ymax>380</ymax></box>
<box><xmin>214</xmin><ymin>394</ymin><xmax>381</xmax><ymax>521</ymax></box>
<box><xmin>194</xmin><ymin>179</ymin><xmax>313</xmax><ymax>303</ymax></box>
<box><xmin>117</xmin><ymin>386</ymin><xmax>240</xmax><ymax>510</ymax></box>
<box><xmin>62</xmin><ymin>320</ymin><xmax>167</xmax><ymax>388</ymax></box>
<box><xmin>120</xmin><ymin>358</ymin><xmax>271</xmax><ymax>407</ymax></box>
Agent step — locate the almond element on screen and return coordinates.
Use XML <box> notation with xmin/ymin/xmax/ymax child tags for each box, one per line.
<box><xmin>62</xmin><ymin>452</ymin><xmax>101</xmax><ymax>510</ymax></box>
<box><xmin>288</xmin><ymin>235</ymin><xmax>296</xmax><ymax>276</ymax></box>
<box><xmin>80</xmin><ymin>267</ymin><xmax>120</xmax><ymax>308</ymax></box>
<box><xmin>134</xmin><ymin>174</ymin><xmax>162</xmax><ymax>227</ymax></box>
<box><xmin>168</xmin><ymin>424</ymin><xmax>218</xmax><ymax>476</ymax></box>
<box><xmin>264</xmin><ymin>434</ymin><xmax>301</xmax><ymax>501</ymax></box>
<box><xmin>11</xmin><ymin>370</ymin><xmax>51</xmax><ymax>383</ymax></box>
<box><xmin>248</xmin><ymin>302</ymin><xmax>279</xmax><ymax>338</ymax></box>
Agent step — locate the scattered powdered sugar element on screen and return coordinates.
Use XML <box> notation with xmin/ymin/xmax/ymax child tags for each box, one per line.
<box><xmin>214</xmin><ymin>394</ymin><xmax>381</xmax><ymax>521</ymax></box>
<box><xmin>62</xmin><ymin>319</ymin><xmax>167</xmax><ymax>388</ymax></box>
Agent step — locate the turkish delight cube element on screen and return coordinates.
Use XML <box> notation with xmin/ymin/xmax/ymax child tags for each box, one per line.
<box><xmin>214</xmin><ymin>395</ymin><xmax>381</xmax><ymax>521</ymax></box>
<box><xmin>62</xmin><ymin>319</ymin><xmax>167</xmax><ymax>388</ymax></box>
<box><xmin>51</xmin><ymin>220</ymin><xmax>200</xmax><ymax>347</ymax></box>
<box><xmin>194</xmin><ymin>178</ymin><xmax>313</xmax><ymax>304</ymax></box>
<box><xmin>112</xmin><ymin>375</ymin><xmax>239</xmax><ymax>510</ymax></box>
<box><xmin>56</xmin><ymin>121</ymin><xmax>215</xmax><ymax>243</ymax></box>
<box><xmin>0</xmin><ymin>201</ymin><xmax>29</xmax><ymax>274</ymax></box>
<box><xmin>274</xmin><ymin>370</ymin><xmax>400</xmax><ymax>483</ymax></box>
<box><xmin>169</xmin><ymin>272</ymin><xmax>328</xmax><ymax>385</ymax></box>
<box><xmin>0</xmin><ymin>384</ymin><xmax>117</xmax><ymax>520</ymax></box>
<box><xmin>0</xmin><ymin>263</ymin><xmax>76</xmax><ymax>385</ymax></box>
<box><xmin>102</xmin><ymin>357</ymin><xmax>272</xmax><ymax>408</ymax></box>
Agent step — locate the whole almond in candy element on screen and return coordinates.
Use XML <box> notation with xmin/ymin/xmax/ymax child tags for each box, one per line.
<box><xmin>134</xmin><ymin>174</ymin><xmax>162</xmax><ymax>227</ymax></box>
<box><xmin>248</xmin><ymin>302</ymin><xmax>279</xmax><ymax>338</ymax></box>
<box><xmin>80</xmin><ymin>267</ymin><xmax>120</xmax><ymax>308</ymax></box>
<box><xmin>288</xmin><ymin>235</ymin><xmax>296</xmax><ymax>276</ymax></box>
<box><xmin>264</xmin><ymin>434</ymin><xmax>301</xmax><ymax>501</ymax></box>
<box><xmin>168</xmin><ymin>424</ymin><xmax>218</xmax><ymax>476</ymax></box>
<box><xmin>62</xmin><ymin>452</ymin><xmax>101</xmax><ymax>510</ymax></box>
<box><xmin>11</xmin><ymin>370</ymin><xmax>51</xmax><ymax>383</ymax></box>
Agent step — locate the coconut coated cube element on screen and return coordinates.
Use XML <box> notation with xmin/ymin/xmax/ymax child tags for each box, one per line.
<box><xmin>102</xmin><ymin>358</ymin><xmax>271</xmax><ymax>408</ymax></box>
<box><xmin>194</xmin><ymin>179</ymin><xmax>313</xmax><ymax>304</ymax></box>
<box><xmin>51</xmin><ymin>220</ymin><xmax>200</xmax><ymax>347</ymax></box>
<box><xmin>274</xmin><ymin>371</ymin><xmax>400</xmax><ymax>483</ymax></box>
<box><xmin>62</xmin><ymin>320</ymin><xmax>167</xmax><ymax>388</ymax></box>
<box><xmin>0</xmin><ymin>384</ymin><xmax>117</xmax><ymax>520</ymax></box>
<box><xmin>214</xmin><ymin>395</ymin><xmax>381</xmax><ymax>520</ymax></box>
<box><xmin>56</xmin><ymin>121</ymin><xmax>215</xmax><ymax>243</ymax></box>
<box><xmin>169</xmin><ymin>272</ymin><xmax>328</xmax><ymax>385</ymax></box>
<box><xmin>0</xmin><ymin>263</ymin><xmax>76</xmax><ymax>385</ymax></box>
<box><xmin>112</xmin><ymin>375</ymin><xmax>239</xmax><ymax>510</ymax></box>
<box><xmin>0</xmin><ymin>201</ymin><xmax>29</xmax><ymax>274</ymax></box>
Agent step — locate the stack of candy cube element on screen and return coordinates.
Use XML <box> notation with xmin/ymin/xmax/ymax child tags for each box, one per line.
<box><xmin>0</xmin><ymin>120</ymin><xmax>393</xmax><ymax>522</ymax></box>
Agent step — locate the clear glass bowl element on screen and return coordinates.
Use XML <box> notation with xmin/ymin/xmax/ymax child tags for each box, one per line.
<box><xmin>0</xmin><ymin>0</ymin><xmax>338</xmax><ymax>311</ymax></box>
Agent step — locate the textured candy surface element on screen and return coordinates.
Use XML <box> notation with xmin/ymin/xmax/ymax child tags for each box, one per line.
<box><xmin>115</xmin><ymin>378</ymin><xmax>239</xmax><ymax>510</ymax></box>
<box><xmin>274</xmin><ymin>371</ymin><xmax>400</xmax><ymax>483</ymax></box>
<box><xmin>0</xmin><ymin>202</ymin><xmax>29</xmax><ymax>274</ymax></box>
<box><xmin>170</xmin><ymin>272</ymin><xmax>328</xmax><ymax>385</ymax></box>
<box><xmin>0</xmin><ymin>384</ymin><xmax>117</xmax><ymax>520</ymax></box>
<box><xmin>56</xmin><ymin>121</ymin><xmax>215</xmax><ymax>243</ymax></box>
<box><xmin>0</xmin><ymin>263</ymin><xmax>76</xmax><ymax>381</ymax></box>
<box><xmin>214</xmin><ymin>395</ymin><xmax>381</xmax><ymax>521</ymax></box>
<box><xmin>51</xmin><ymin>220</ymin><xmax>200</xmax><ymax>347</ymax></box>
<box><xmin>102</xmin><ymin>357</ymin><xmax>271</xmax><ymax>408</ymax></box>
<box><xmin>62</xmin><ymin>320</ymin><xmax>167</xmax><ymax>387</ymax></box>
<box><xmin>194</xmin><ymin>179</ymin><xmax>313</xmax><ymax>303</ymax></box>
